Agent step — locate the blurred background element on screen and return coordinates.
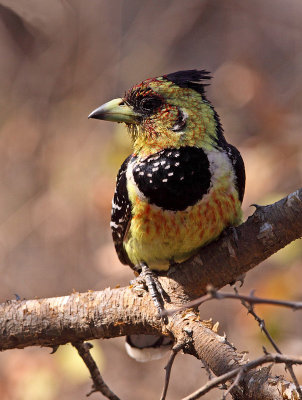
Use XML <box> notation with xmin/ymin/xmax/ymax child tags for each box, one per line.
<box><xmin>0</xmin><ymin>0</ymin><xmax>301</xmax><ymax>399</ymax></box>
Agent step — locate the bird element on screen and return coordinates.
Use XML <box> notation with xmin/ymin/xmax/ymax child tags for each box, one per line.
<box><xmin>89</xmin><ymin>69</ymin><xmax>245</xmax><ymax>361</ymax></box>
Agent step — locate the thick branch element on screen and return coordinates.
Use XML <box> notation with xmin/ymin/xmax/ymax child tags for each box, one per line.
<box><xmin>0</xmin><ymin>287</ymin><xmax>161</xmax><ymax>350</ymax></box>
<box><xmin>0</xmin><ymin>189</ymin><xmax>301</xmax><ymax>400</ymax></box>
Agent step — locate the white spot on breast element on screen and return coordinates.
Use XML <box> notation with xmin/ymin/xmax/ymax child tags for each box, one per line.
<box><xmin>180</xmin><ymin>176</ymin><xmax>184</xmax><ymax>181</ymax></box>
<box><xmin>152</xmin><ymin>167</ymin><xmax>159</xmax><ymax>172</ymax></box>
<box><xmin>149</xmin><ymin>179</ymin><xmax>153</xmax><ymax>183</ymax></box>
<box><xmin>164</xmin><ymin>165</ymin><xmax>170</xmax><ymax>169</ymax></box>
<box><xmin>160</xmin><ymin>160</ymin><xmax>166</xmax><ymax>165</ymax></box>
<box><xmin>153</xmin><ymin>162</ymin><xmax>160</xmax><ymax>167</ymax></box>
<box><xmin>174</xmin><ymin>153</ymin><xmax>180</xmax><ymax>158</ymax></box>
<box><xmin>147</xmin><ymin>173</ymin><xmax>152</xmax><ymax>177</ymax></box>
<box><xmin>162</xmin><ymin>178</ymin><xmax>168</xmax><ymax>182</ymax></box>
<box><xmin>139</xmin><ymin>172</ymin><xmax>144</xmax><ymax>176</ymax></box>
<box><xmin>168</xmin><ymin>172</ymin><xmax>173</xmax><ymax>176</ymax></box>
<box><xmin>175</xmin><ymin>162</ymin><xmax>180</xmax><ymax>167</ymax></box>
<box><xmin>110</xmin><ymin>221</ymin><xmax>119</xmax><ymax>228</ymax></box>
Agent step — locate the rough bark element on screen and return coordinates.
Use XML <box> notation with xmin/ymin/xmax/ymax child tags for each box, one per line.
<box><xmin>0</xmin><ymin>189</ymin><xmax>301</xmax><ymax>399</ymax></box>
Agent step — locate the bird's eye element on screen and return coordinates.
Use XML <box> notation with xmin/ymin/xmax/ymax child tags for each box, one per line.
<box><xmin>140</xmin><ymin>97</ymin><xmax>162</xmax><ymax>114</ymax></box>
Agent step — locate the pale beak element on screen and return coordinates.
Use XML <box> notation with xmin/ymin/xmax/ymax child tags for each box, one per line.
<box><xmin>88</xmin><ymin>98</ymin><xmax>140</xmax><ymax>124</ymax></box>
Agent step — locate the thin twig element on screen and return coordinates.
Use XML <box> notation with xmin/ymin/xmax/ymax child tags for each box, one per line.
<box><xmin>181</xmin><ymin>353</ymin><xmax>302</xmax><ymax>400</ymax></box>
<box><xmin>160</xmin><ymin>343</ymin><xmax>185</xmax><ymax>400</ymax></box>
<box><xmin>166</xmin><ymin>287</ymin><xmax>302</xmax><ymax>315</ymax></box>
<box><xmin>287</xmin><ymin>365</ymin><xmax>302</xmax><ymax>400</ymax></box>
<box><xmin>242</xmin><ymin>303</ymin><xmax>282</xmax><ymax>354</ymax></box>
<box><xmin>239</xmin><ymin>293</ymin><xmax>302</xmax><ymax>400</ymax></box>
<box><xmin>221</xmin><ymin>369</ymin><xmax>243</xmax><ymax>399</ymax></box>
<box><xmin>72</xmin><ymin>341</ymin><xmax>121</xmax><ymax>400</ymax></box>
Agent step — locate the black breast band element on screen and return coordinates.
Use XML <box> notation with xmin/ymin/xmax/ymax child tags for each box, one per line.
<box><xmin>132</xmin><ymin>147</ymin><xmax>211</xmax><ymax>211</ymax></box>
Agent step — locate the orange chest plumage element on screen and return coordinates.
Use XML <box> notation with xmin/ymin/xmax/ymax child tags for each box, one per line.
<box><xmin>124</xmin><ymin>148</ymin><xmax>242</xmax><ymax>270</ymax></box>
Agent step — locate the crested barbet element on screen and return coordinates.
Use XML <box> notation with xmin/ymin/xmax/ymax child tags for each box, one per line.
<box><xmin>89</xmin><ymin>70</ymin><xmax>245</xmax><ymax>361</ymax></box>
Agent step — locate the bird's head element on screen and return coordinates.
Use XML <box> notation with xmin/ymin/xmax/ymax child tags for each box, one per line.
<box><xmin>89</xmin><ymin>70</ymin><xmax>222</xmax><ymax>157</ymax></box>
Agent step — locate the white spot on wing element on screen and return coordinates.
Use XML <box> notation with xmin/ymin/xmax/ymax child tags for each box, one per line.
<box><xmin>206</xmin><ymin>150</ymin><xmax>236</xmax><ymax>191</ymax></box>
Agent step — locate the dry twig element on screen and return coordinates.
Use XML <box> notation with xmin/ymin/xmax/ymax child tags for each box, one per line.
<box><xmin>72</xmin><ymin>341</ymin><xmax>120</xmax><ymax>400</ymax></box>
<box><xmin>181</xmin><ymin>353</ymin><xmax>302</xmax><ymax>400</ymax></box>
<box><xmin>167</xmin><ymin>287</ymin><xmax>302</xmax><ymax>315</ymax></box>
<box><xmin>160</xmin><ymin>342</ymin><xmax>185</xmax><ymax>400</ymax></box>
<box><xmin>221</xmin><ymin>369</ymin><xmax>243</xmax><ymax>399</ymax></box>
<box><xmin>238</xmin><ymin>290</ymin><xmax>302</xmax><ymax>400</ymax></box>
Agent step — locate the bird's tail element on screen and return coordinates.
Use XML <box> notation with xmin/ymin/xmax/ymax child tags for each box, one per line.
<box><xmin>125</xmin><ymin>335</ymin><xmax>173</xmax><ymax>362</ymax></box>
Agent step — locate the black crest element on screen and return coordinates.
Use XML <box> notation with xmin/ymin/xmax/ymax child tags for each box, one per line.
<box><xmin>164</xmin><ymin>69</ymin><xmax>211</xmax><ymax>95</ymax></box>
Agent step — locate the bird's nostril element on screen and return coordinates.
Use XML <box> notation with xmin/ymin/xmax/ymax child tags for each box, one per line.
<box><xmin>119</xmin><ymin>101</ymin><xmax>125</xmax><ymax>106</ymax></box>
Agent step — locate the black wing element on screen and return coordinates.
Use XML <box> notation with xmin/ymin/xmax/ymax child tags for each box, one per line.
<box><xmin>224</xmin><ymin>143</ymin><xmax>245</xmax><ymax>203</ymax></box>
<box><xmin>110</xmin><ymin>156</ymin><xmax>133</xmax><ymax>266</ymax></box>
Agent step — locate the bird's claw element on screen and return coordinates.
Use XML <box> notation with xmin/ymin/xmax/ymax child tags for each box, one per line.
<box><xmin>132</xmin><ymin>262</ymin><xmax>168</xmax><ymax>322</ymax></box>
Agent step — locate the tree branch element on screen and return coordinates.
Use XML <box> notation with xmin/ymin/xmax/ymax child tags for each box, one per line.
<box><xmin>170</xmin><ymin>287</ymin><xmax>302</xmax><ymax>314</ymax></box>
<box><xmin>72</xmin><ymin>341</ymin><xmax>121</xmax><ymax>400</ymax></box>
<box><xmin>182</xmin><ymin>353</ymin><xmax>302</xmax><ymax>400</ymax></box>
<box><xmin>0</xmin><ymin>189</ymin><xmax>301</xmax><ymax>400</ymax></box>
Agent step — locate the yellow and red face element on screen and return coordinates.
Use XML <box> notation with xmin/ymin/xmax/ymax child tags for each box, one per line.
<box><xmin>89</xmin><ymin>70</ymin><xmax>220</xmax><ymax>157</ymax></box>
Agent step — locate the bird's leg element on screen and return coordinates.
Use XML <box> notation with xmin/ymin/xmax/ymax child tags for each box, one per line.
<box><xmin>131</xmin><ymin>262</ymin><xmax>167</xmax><ymax>320</ymax></box>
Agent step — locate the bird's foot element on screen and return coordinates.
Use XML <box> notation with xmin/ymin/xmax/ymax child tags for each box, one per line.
<box><xmin>131</xmin><ymin>262</ymin><xmax>167</xmax><ymax>322</ymax></box>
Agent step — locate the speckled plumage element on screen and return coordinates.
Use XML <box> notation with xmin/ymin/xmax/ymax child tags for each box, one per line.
<box><xmin>106</xmin><ymin>70</ymin><xmax>246</xmax><ymax>271</ymax></box>
<box><xmin>89</xmin><ymin>69</ymin><xmax>246</xmax><ymax>361</ymax></box>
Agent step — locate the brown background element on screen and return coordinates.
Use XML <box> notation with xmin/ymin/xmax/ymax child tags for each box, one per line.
<box><xmin>0</xmin><ymin>1</ymin><xmax>301</xmax><ymax>399</ymax></box>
